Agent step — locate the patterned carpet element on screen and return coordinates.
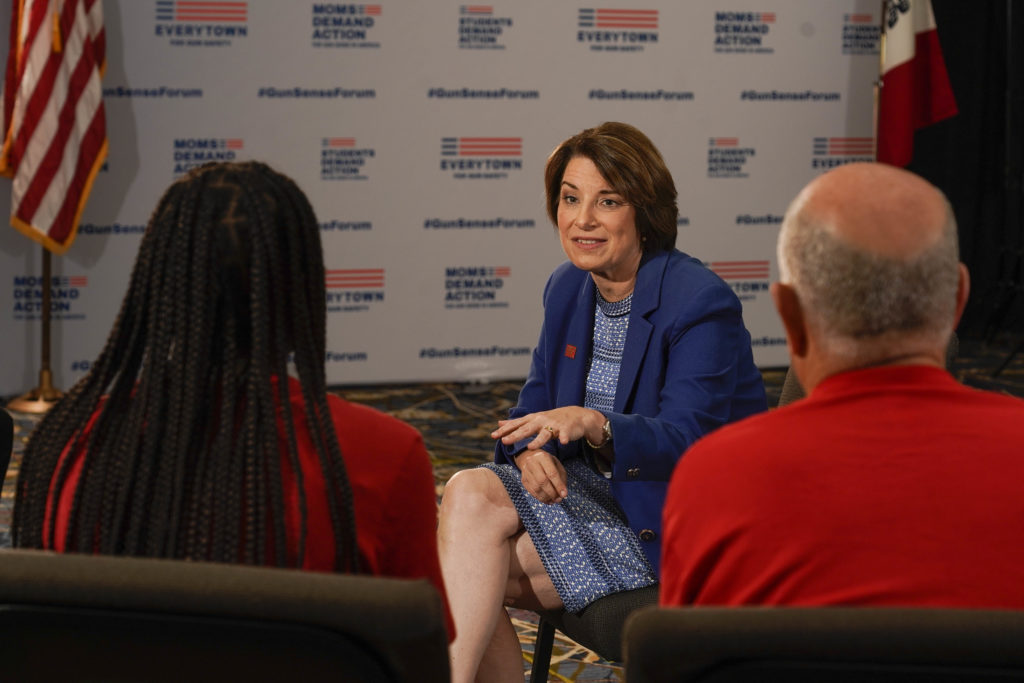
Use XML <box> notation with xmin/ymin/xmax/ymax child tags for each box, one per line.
<box><xmin>4</xmin><ymin>336</ymin><xmax>1024</xmax><ymax>681</ymax></box>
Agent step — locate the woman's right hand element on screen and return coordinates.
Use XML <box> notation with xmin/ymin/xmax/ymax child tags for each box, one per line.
<box><xmin>514</xmin><ymin>450</ymin><xmax>568</xmax><ymax>504</ymax></box>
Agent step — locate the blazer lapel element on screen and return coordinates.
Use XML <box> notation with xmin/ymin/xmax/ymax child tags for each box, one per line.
<box><xmin>560</xmin><ymin>273</ymin><xmax>596</xmax><ymax>406</ymax></box>
<box><xmin>614</xmin><ymin>251</ymin><xmax>667</xmax><ymax>413</ymax></box>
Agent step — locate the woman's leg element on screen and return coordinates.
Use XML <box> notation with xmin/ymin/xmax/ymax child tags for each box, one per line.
<box><xmin>438</xmin><ymin>467</ymin><xmax>563</xmax><ymax>683</ymax></box>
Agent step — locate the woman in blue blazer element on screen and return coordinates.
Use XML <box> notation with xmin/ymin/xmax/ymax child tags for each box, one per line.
<box><xmin>438</xmin><ymin>122</ymin><xmax>766</xmax><ymax>683</ymax></box>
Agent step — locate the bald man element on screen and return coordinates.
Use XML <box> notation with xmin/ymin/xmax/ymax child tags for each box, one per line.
<box><xmin>660</xmin><ymin>163</ymin><xmax>1024</xmax><ymax>608</ymax></box>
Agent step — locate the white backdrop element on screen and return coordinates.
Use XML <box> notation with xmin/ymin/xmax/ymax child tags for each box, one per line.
<box><xmin>0</xmin><ymin>0</ymin><xmax>882</xmax><ymax>396</ymax></box>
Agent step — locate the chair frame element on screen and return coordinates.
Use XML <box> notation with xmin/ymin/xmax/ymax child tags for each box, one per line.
<box><xmin>530</xmin><ymin>584</ymin><xmax>658</xmax><ymax>680</ymax></box>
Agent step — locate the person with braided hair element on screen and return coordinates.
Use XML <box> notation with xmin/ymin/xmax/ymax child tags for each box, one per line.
<box><xmin>12</xmin><ymin>161</ymin><xmax>453</xmax><ymax>638</ymax></box>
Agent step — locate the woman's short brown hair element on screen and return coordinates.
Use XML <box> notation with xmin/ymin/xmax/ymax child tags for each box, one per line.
<box><xmin>544</xmin><ymin>121</ymin><xmax>678</xmax><ymax>253</ymax></box>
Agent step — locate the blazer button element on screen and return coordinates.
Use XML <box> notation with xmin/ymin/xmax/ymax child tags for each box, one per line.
<box><xmin>639</xmin><ymin>529</ymin><xmax>657</xmax><ymax>542</ymax></box>
<box><xmin>626</xmin><ymin>467</ymin><xmax>640</xmax><ymax>480</ymax></box>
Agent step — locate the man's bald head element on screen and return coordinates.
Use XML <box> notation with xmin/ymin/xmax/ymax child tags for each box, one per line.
<box><xmin>777</xmin><ymin>163</ymin><xmax>963</xmax><ymax>367</ymax></box>
<box><xmin>786</xmin><ymin>162</ymin><xmax>950</xmax><ymax>261</ymax></box>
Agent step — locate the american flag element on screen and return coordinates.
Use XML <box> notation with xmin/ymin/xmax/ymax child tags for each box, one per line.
<box><xmin>1</xmin><ymin>0</ymin><xmax>107</xmax><ymax>254</ymax></box>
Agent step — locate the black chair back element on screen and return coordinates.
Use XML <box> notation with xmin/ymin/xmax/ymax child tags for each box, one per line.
<box><xmin>0</xmin><ymin>549</ymin><xmax>450</xmax><ymax>683</ymax></box>
<box><xmin>623</xmin><ymin>606</ymin><xmax>1024</xmax><ymax>683</ymax></box>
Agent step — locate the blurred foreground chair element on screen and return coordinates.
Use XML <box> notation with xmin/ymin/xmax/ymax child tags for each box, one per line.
<box><xmin>623</xmin><ymin>606</ymin><xmax>1024</xmax><ymax>683</ymax></box>
<box><xmin>531</xmin><ymin>584</ymin><xmax>658</xmax><ymax>681</ymax></box>
<box><xmin>0</xmin><ymin>549</ymin><xmax>449</xmax><ymax>683</ymax></box>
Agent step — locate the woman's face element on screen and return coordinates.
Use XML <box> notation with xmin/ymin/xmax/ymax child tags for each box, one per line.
<box><xmin>556</xmin><ymin>156</ymin><xmax>643</xmax><ymax>295</ymax></box>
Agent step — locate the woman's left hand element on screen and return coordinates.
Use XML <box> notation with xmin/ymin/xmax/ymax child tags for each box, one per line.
<box><xmin>491</xmin><ymin>407</ymin><xmax>607</xmax><ymax>451</ymax></box>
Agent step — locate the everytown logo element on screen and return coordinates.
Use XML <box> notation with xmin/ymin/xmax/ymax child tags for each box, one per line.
<box><xmin>12</xmin><ymin>275</ymin><xmax>88</xmax><ymax>321</ymax></box>
<box><xmin>444</xmin><ymin>266</ymin><xmax>511</xmax><ymax>309</ymax></box>
<box><xmin>311</xmin><ymin>4</ymin><xmax>382</xmax><ymax>48</ymax></box>
<box><xmin>811</xmin><ymin>137</ymin><xmax>874</xmax><ymax>170</ymax></box>
<box><xmin>714</xmin><ymin>11</ymin><xmax>775</xmax><ymax>54</ymax></box>
<box><xmin>708</xmin><ymin>261</ymin><xmax>770</xmax><ymax>302</ymax></box>
<box><xmin>459</xmin><ymin>5</ymin><xmax>513</xmax><ymax>50</ymax></box>
<box><xmin>173</xmin><ymin>138</ymin><xmax>244</xmax><ymax>175</ymax></box>
<box><xmin>155</xmin><ymin>0</ymin><xmax>248</xmax><ymax>47</ymax></box>
<box><xmin>577</xmin><ymin>8</ymin><xmax>658</xmax><ymax>52</ymax></box>
<box><xmin>440</xmin><ymin>137</ymin><xmax>522</xmax><ymax>179</ymax></box>
<box><xmin>325</xmin><ymin>268</ymin><xmax>385</xmax><ymax>313</ymax></box>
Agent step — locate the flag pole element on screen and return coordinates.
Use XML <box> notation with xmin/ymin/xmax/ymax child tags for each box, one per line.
<box><xmin>874</xmin><ymin>0</ymin><xmax>887</xmax><ymax>160</ymax></box>
<box><xmin>7</xmin><ymin>246</ymin><xmax>64</xmax><ymax>413</ymax></box>
<box><xmin>872</xmin><ymin>0</ymin><xmax>888</xmax><ymax>162</ymax></box>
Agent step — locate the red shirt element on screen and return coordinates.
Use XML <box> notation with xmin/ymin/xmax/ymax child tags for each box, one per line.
<box><xmin>661</xmin><ymin>365</ymin><xmax>1024</xmax><ymax>609</ymax></box>
<box><xmin>43</xmin><ymin>377</ymin><xmax>454</xmax><ymax>639</ymax></box>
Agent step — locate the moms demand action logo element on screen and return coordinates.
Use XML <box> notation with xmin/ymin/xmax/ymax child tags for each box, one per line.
<box><xmin>578</xmin><ymin>8</ymin><xmax>658</xmax><ymax>52</ymax></box>
<box><xmin>322</xmin><ymin>138</ymin><xmax>374</xmax><ymax>181</ymax></box>
<box><xmin>843</xmin><ymin>13</ymin><xmax>880</xmax><ymax>55</ymax></box>
<box><xmin>155</xmin><ymin>1</ymin><xmax>248</xmax><ymax>47</ymax></box>
<box><xmin>441</xmin><ymin>137</ymin><xmax>522</xmax><ymax>179</ymax></box>
<box><xmin>12</xmin><ymin>275</ymin><xmax>88</xmax><ymax>321</ymax></box>
<box><xmin>312</xmin><ymin>4</ymin><xmax>381</xmax><ymax>48</ymax></box>
<box><xmin>459</xmin><ymin>5</ymin><xmax>513</xmax><ymax>50</ymax></box>
<box><xmin>326</xmin><ymin>268</ymin><xmax>384</xmax><ymax>313</ymax></box>
<box><xmin>173</xmin><ymin>138</ymin><xmax>243</xmax><ymax>175</ymax></box>
<box><xmin>714</xmin><ymin>11</ymin><xmax>775</xmax><ymax>54</ymax></box>
<box><xmin>707</xmin><ymin>138</ymin><xmax>755</xmax><ymax>179</ymax></box>
<box><xmin>709</xmin><ymin>261</ymin><xmax>770</xmax><ymax>302</ymax></box>
<box><xmin>812</xmin><ymin>137</ymin><xmax>874</xmax><ymax>169</ymax></box>
<box><xmin>444</xmin><ymin>266</ymin><xmax>511</xmax><ymax>309</ymax></box>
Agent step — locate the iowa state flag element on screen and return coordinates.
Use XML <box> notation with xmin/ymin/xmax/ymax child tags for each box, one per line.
<box><xmin>0</xmin><ymin>0</ymin><xmax>107</xmax><ymax>254</ymax></box>
<box><xmin>876</xmin><ymin>0</ymin><xmax>958</xmax><ymax>167</ymax></box>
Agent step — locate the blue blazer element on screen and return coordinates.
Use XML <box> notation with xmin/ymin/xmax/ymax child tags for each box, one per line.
<box><xmin>495</xmin><ymin>249</ymin><xmax>767</xmax><ymax>574</ymax></box>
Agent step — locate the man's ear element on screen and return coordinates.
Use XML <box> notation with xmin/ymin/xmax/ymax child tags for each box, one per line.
<box><xmin>771</xmin><ymin>282</ymin><xmax>808</xmax><ymax>359</ymax></box>
<box><xmin>953</xmin><ymin>262</ymin><xmax>970</xmax><ymax>328</ymax></box>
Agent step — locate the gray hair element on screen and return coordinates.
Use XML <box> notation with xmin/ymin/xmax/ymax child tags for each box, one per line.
<box><xmin>778</xmin><ymin>200</ymin><xmax>960</xmax><ymax>358</ymax></box>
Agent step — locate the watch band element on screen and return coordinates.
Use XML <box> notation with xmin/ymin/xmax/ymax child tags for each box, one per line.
<box><xmin>585</xmin><ymin>419</ymin><xmax>612</xmax><ymax>449</ymax></box>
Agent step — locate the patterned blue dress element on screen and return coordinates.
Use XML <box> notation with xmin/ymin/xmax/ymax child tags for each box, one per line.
<box><xmin>482</xmin><ymin>291</ymin><xmax>657</xmax><ymax>612</ymax></box>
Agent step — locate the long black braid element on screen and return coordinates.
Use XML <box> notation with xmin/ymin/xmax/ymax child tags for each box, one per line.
<box><xmin>12</xmin><ymin>161</ymin><xmax>361</xmax><ymax>572</ymax></box>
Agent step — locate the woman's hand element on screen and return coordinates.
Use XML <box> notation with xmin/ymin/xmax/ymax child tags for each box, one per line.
<box><xmin>514</xmin><ymin>450</ymin><xmax>569</xmax><ymax>504</ymax></box>
<box><xmin>491</xmin><ymin>406</ymin><xmax>606</xmax><ymax>451</ymax></box>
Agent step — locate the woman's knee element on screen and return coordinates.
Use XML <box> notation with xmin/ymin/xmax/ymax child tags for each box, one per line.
<box><xmin>440</xmin><ymin>468</ymin><xmax>518</xmax><ymax>530</ymax></box>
